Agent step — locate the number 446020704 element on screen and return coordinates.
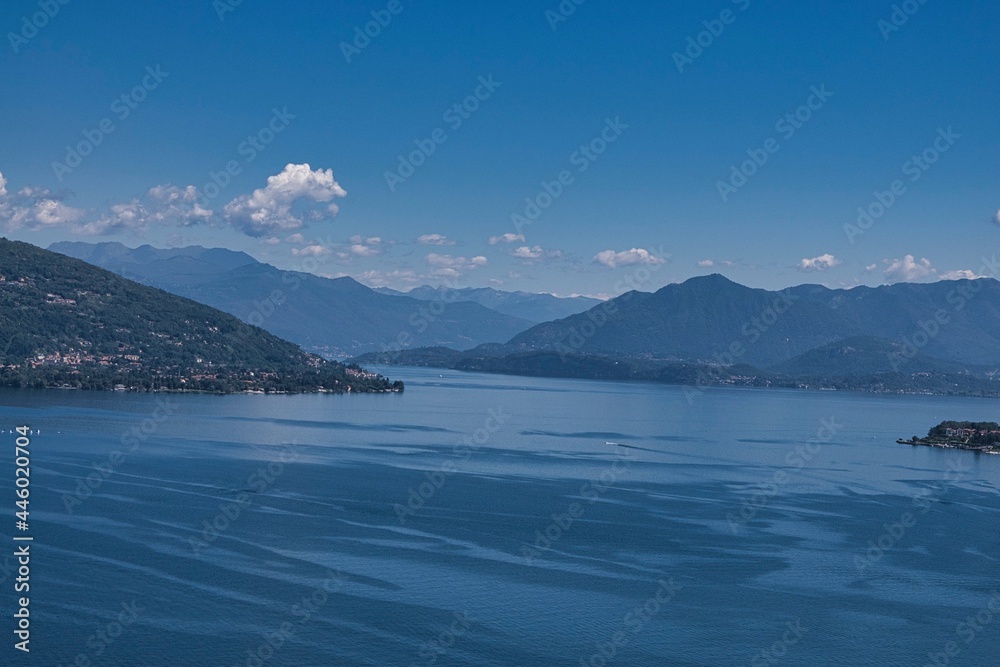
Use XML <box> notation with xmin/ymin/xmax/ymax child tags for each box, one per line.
<box><xmin>14</xmin><ymin>426</ymin><xmax>31</xmax><ymax>530</ymax></box>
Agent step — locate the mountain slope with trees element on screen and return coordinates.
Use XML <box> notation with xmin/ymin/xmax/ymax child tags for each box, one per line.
<box><xmin>0</xmin><ymin>238</ymin><xmax>400</xmax><ymax>393</ymax></box>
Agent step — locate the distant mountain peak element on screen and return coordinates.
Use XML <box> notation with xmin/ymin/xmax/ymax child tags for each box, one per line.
<box><xmin>685</xmin><ymin>273</ymin><xmax>738</xmax><ymax>285</ymax></box>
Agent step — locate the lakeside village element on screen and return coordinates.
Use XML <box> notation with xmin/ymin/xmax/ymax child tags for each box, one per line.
<box><xmin>899</xmin><ymin>421</ymin><xmax>1000</xmax><ymax>454</ymax></box>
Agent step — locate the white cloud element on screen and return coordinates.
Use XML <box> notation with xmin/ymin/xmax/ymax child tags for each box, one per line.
<box><xmin>426</xmin><ymin>253</ymin><xmax>487</xmax><ymax>277</ymax></box>
<box><xmin>939</xmin><ymin>269</ymin><xmax>983</xmax><ymax>281</ymax></box>
<box><xmin>0</xmin><ymin>176</ymin><xmax>87</xmax><ymax>232</ymax></box>
<box><xmin>291</xmin><ymin>244</ymin><xmax>331</xmax><ymax>258</ymax></box>
<box><xmin>510</xmin><ymin>245</ymin><xmax>563</xmax><ymax>262</ymax></box>
<box><xmin>0</xmin><ymin>166</ymin><xmax>346</xmax><ymax>238</ymax></box>
<box><xmin>593</xmin><ymin>248</ymin><xmax>666</xmax><ymax>269</ymax></box>
<box><xmin>489</xmin><ymin>233</ymin><xmax>525</xmax><ymax>245</ymax></box>
<box><xmin>865</xmin><ymin>263</ymin><xmax>878</xmax><ymax>272</ymax></box>
<box><xmin>417</xmin><ymin>234</ymin><xmax>454</xmax><ymax>246</ymax></box>
<box><xmin>993</xmin><ymin>210</ymin><xmax>1000</xmax><ymax>226</ymax></box>
<box><xmin>512</xmin><ymin>245</ymin><xmax>544</xmax><ymax>260</ymax></box>
<box><xmin>146</xmin><ymin>184</ymin><xmax>213</xmax><ymax>225</ymax></box>
<box><xmin>222</xmin><ymin>163</ymin><xmax>346</xmax><ymax>237</ymax></box>
<box><xmin>356</xmin><ymin>269</ymin><xmax>420</xmax><ymax>288</ymax></box>
<box><xmin>261</xmin><ymin>237</ymin><xmax>281</xmax><ymax>245</ymax></box>
<box><xmin>285</xmin><ymin>233</ymin><xmax>306</xmax><ymax>244</ymax></box>
<box><xmin>76</xmin><ymin>201</ymin><xmax>144</xmax><ymax>235</ymax></box>
<box><xmin>349</xmin><ymin>244</ymin><xmax>380</xmax><ymax>257</ymax></box>
<box><xmin>883</xmin><ymin>255</ymin><xmax>935</xmax><ymax>283</ymax></box>
<box><xmin>797</xmin><ymin>253</ymin><xmax>841</xmax><ymax>272</ymax></box>
<box><xmin>697</xmin><ymin>259</ymin><xmax>715</xmax><ymax>268</ymax></box>
<box><xmin>426</xmin><ymin>253</ymin><xmax>488</xmax><ymax>268</ymax></box>
<box><xmin>80</xmin><ymin>184</ymin><xmax>214</xmax><ymax>235</ymax></box>
<box><xmin>31</xmin><ymin>199</ymin><xmax>86</xmax><ymax>227</ymax></box>
<box><xmin>348</xmin><ymin>235</ymin><xmax>382</xmax><ymax>256</ymax></box>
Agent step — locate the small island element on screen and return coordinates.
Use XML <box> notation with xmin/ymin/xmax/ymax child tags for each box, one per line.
<box><xmin>899</xmin><ymin>421</ymin><xmax>1000</xmax><ymax>454</ymax></box>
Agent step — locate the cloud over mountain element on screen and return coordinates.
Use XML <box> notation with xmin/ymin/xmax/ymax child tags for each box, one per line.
<box><xmin>594</xmin><ymin>248</ymin><xmax>666</xmax><ymax>269</ymax></box>
<box><xmin>222</xmin><ymin>163</ymin><xmax>346</xmax><ymax>236</ymax></box>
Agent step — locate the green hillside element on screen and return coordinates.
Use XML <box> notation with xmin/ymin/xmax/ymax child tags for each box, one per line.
<box><xmin>0</xmin><ymin>238</ymin><xmax>402</xmax><ymax>394</ymax></box>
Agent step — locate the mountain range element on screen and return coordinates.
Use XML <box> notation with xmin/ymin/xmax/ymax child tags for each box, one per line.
<box><xmin>50</xmin><ymin>242</ymin><xmax>570</xmax><ymax>357</ymax></box>
<box><xmin>375</xmin><ymin>285</ymin><xmax>600</xmax><ymax>323</ymax></box>
<box><xmin>499</xmin><ymin>274</ymin><xmax>1000</xmax><ymax>367</ymax></box>
<box><xmin>356</xmin><ymin>274</ymin><xmax>1000</xmax><ymax>396</ymax></box>
<box><xmin>42</xmin><ymin>241</ymin><xmax>1000</xmax><ymax>396</ymax></box>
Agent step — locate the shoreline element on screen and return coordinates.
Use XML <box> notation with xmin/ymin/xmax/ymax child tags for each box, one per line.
<box><xmin>897</xmin><ymin>437</ymin><xmax>1000</xmax><ymax>455</ymax></box>
<box><xmin>366</xmin><ymin>361</ymin><xmax>1000</xmax><ymax>400</ymax></box>
<box><xmin>0</xmin><ymin>384</ymin><xmax>404</xmax><ymax>396</ymax></box>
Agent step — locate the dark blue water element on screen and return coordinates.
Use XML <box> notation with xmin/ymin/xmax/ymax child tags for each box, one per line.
<box><xmin>1</xmin><ymin>368</ymin><xmax>998</xmax><ymax>666</ymax></box>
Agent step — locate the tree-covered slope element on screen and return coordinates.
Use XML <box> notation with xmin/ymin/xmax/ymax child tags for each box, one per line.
<box><xmin>504</xmin><ymin>275</ymin><xmax>855</xmax><ymax>366</ymax></box>
<box><xmin>0</xmin><ymin>238</ymin><xmax>400</xmax><ymax>393</ymax></box>
<box><xmin>503</xmin><ymin>275</ymin><xmax>1000</xmax><ymax>367</ymax></box>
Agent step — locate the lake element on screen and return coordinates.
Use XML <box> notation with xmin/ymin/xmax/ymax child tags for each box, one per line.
<box><xmin>2</xmin><ymin>367</ymin><xmax>999</xmax><ymax>666</ymax></box>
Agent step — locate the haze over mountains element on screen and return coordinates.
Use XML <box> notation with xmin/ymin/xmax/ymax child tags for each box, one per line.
<box><xmin>375</xmin><ymin>285</ymin><xmax>601</xmax><ymax>323</ymax></box>
<box><xmin>501</xmin><ymin>274</ymin><xmax>1000</xmax><ymax>367</ymax></box>
<box><xmin>51</xmin><ymin>242</ymin><xmax>586</xmax><ymax>357</ymax></box>
<box><xmin>358</xmin><ymin>274</ymin><xmax>1000</xmax><ymax>395</ymax></box>
<box><xmin>46</xmin><ymin>241</ymin><xmax>1000</xmax><ymax>395</ymax></box>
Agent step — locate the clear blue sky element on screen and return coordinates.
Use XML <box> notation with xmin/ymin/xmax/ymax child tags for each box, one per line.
<box><xmin>1</xmin><ymin>0</ymin><xmax>997</xmax><ymax>297</ymax></box>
